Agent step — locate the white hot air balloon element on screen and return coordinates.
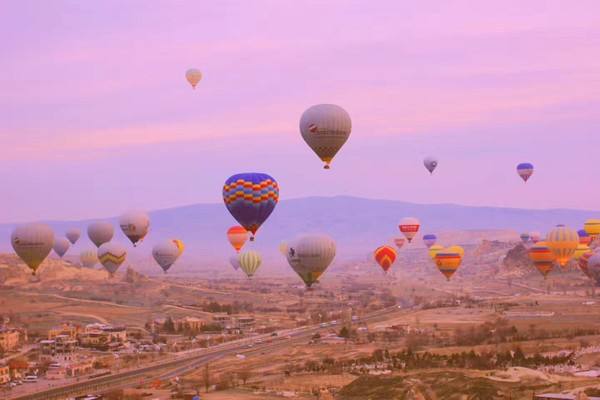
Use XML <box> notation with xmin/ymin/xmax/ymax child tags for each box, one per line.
<box><xmin>11</xmin><ymin>223</ymin><xmax>55</xmax><ymax>275</ymax></box>
<box><xmin>286</xmin><ymin>234</ymin><xmax>336</xmax><ymax>288</ymax></box>
<box><xmin>152</xmin><ymin>240</ymin><xmax>180</xmax><ymax>273</ymax></box>
<box><xmin>80</xmin><ymin>248</ymin><xmax>99</xmax><ymax>269</ymax></box>
<box><xmin>88</xmin><ymin>222</ymin><xmax>114</xmax><ymax>248</ymax></box>
<box><xmin>238</xmin><ymin>250</ymin><xmax>262</xmax><ymax>278</ymax></box>
<box><xmin>186</xmin><ymin>68</ymin><xmax>202</xmax><ymax>89</ymax></box>
<box><xmin>53</xmin><ymin>237</ymin><xmax>71</xmax><ymax>258</ymax></box>
<box><xmin>229</xmin><ymin>254</ymin><xmax>241</xmax><ymax>271</ymax></box>
<box><xmin>119</xmin><ymin>211</ymin><xmax>150</xmax><ymax>247</ymax></box>
<box><xmin>97</xmin><ymin>242</ymin><xmax>127</xmax><ymax>277</ymax></box>
<box><xmin>65</xmin><ymin>228</ymin><xmax>81</xmax><ymax>245</ymax></box>
<box><xmin>299</xmin><ymin>104</ymin><xmax>352</xmax><ymax>169</ymax></box>
<box><xmin>423</xmin><ymin>157</ymin><xmax>438</xmax><ymax>174</ymax></box>
<box><xmin>399</xmin><ymin>217</ymin><xmax>421</xmax><ymax>243</ymax></box>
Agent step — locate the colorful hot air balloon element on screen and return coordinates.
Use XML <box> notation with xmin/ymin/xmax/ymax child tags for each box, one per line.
<box><xmin>53</xmin><ymin>237</ymin><xmax>70</xmax><ymax>258</ymax></box>
<box><xmin>227</xmin><ymin>226</ymin><xmax>249</xmax><ymax>252</ymax></box>
<box><xmin>185</xmin><ymin>68</ymin><xmax>202</xmax><ymax>89</ymax></box>
<box><xmin>584</xmin><ymin>219</ymin><xmax>600</xmax><ymax>241</ymax></box>
<box><xmin>423</xmin><ymin>234</ymin><xmax>437</xmax><ymax>248</ymax></box>
<box><xmin>447</xmin><ymin>245</ymin><xmax>465</xmax><ymax>258</ymax></box>
<box><xmin>586</xmin><ymin>253</ymin><xmax>600</xmax><ymax>285</ymax></box>
<box><xmin>286</xmin><ymin>234</ymin><xmax>336</xmax><ymax>288</ymax></box>
<box><xmin>517</xmin><ymin>162</ymin><xmax>534</xmax><ymax>182</ymax></box>
<box><xmin>423</xmin><ymin>157</ymin><xmax>438</xmax><ymax>174</ymax></box>
<box><xmin>374</xmin><ymin>245</ymin><xmax>397</xmax><ymax>273</ymax></box>
<box><xmin>393</xmin><ymin>237</ymin><xmax>405</xmax><ymax>250</ymax></box>
<box><xmin>152</xmin><ymin>241</ymin><xmax>180</xmax><ymax>273</ymax></box>
<box><xmin>119</xmin><ymin>211</ymin><xmax>150</xmax><ymax>247</ymax></box>
<box><xmin>98</xmin><ymin>242</ymin><xmax>127</xmax><ymax>277</ymax></box>
<box><xmin>80</xmin><ymin>249</ymin><xmax>99</xmax><ymax>269</ymax></box>
<box><xmin>399</xmin><ymin>217</ymin><xmax>420</xmax><ymax>243</ymax></box>
<box><xmin>239</xmin><ymin>250</ymin><xmax>262</xmax><ymax>278</ymax></box>
<box><xmin>578</xmin><ymin>229</ymin><xmax>592</xmax><ymax>246</ymax></box>
<box><xmin>546</xmin><ymin>225</ymin><xmax>579</xmax><ymax>268</ymax></box>
<box><xmin>88</xmin><ymin>222</ymin><xmax>114</xmax><ymax>248</ymax></box>
<box><xmin>520</xmin><ymin>233</ymin><xmax>530</xmax><ymax>244</ymax></box>
<box><xmin>65</xmin><ymin>228</ymin><xmax>81</xmax><ymax>245</ymax></box>
<box><xmin>528</xmin><ymin>241</ymin><xmax>556</xmax><ymax>278</ymax></box>
<box><xmin>428</xmin><ymin>244</ymin><xmax>444</xmax><ymax>261</ymax></box>
<box><xmin>11</xmin><ymin>224</ymin><xmax>54</xmax><ymax>275</ymax></box>
<box><xmin>530</xmin><ymin>231</ymin><xmax>541</xmax><ymax>244</ymax></box>
<box><xmin>278</xmin><ymin>241</ymin><xmax>288</xmax><ymax>256</ymax></box>
<box><xmin>229</xmin><ymin>254</ymin><xmax>241</xmax><ymax>271</ymax></box>
<box><xmin>435</xmin><ymin>247</ymin><xmax>463</xmax><ymax>280</ymax></box>
<box><xmin>223</xmin><ymin>173</ymin><xmax>279</xmax><ymax>240</ymax></box>
<box><xmin>299</xmin><ymin>104</ymin><xmax>351</xmax><ymax>169</ymax></box>
<box><xmin>574</xmin><ymin>244</ymin><xmax>591</xmax><ymax>261</ymax></box>
<box><xmin>171</xmin><ymin>239</ymin><xmax>185</xmax><ymax>257</ymax></box>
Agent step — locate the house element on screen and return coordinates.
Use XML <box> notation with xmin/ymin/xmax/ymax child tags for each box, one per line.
<box><xmin>212</xmin><ymin>314</ymin><xmax>231</xmax><ymax>328</ymax></box>
<box><xmin>48</xmin><ymin>323</ymin><xmax>80</xmax><ymax>340</ymax></box>
<box><xmin>46</xmin><ymin>364</ymin><xmax>67</xmax><ymax>380</ymax></box>
<box><xmin>0</xmin><ymin>364</ymin><xmax>10</xmax><ymax>384</ymax></box>
<box><xmin>0</xmin><ymin>328</ymin><xmax>25</xmax><ymax>352</ymax></box>
<box><xmin>39</xmin><ymin>335</ymin><xmax>77</xmax><ymax>356</ymax></box>
<box><xmin>174</xmin><ymin>317</ymin><xmax>204</xmax><ymax>332</ymax></box>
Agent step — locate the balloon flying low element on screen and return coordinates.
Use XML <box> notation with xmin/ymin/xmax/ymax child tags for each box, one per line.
<box><xmin>546</xmin><ymin>225</ymin><xmax>579</xmax><ymax>268</ymax></box>
<box><xmin>238</xmin><ymin>250</ymin><xmax>262</xmax><ymax>278</ymax></box>
<box><xmin>435</xmin><ymin>246</ymin><xmax>463</xmax><ymax>280</ymax></box>
<box><xmin>171</xmin><ymin>239</ymin><xmax>185</xmax><ymax>257</ymax></box>
<box><xmin>80</xmin><ymin>248</ymin><xmax>99</xmax><ymax>269</ymax></box>
<box><xmin>299</xmin><ymin>104</ymin><xmax>351</xmax><ymax>169</ymax></box>
<box><xmin>374</xmin><ymin>245</ymin><xmax>397</xmax><ymax>273</ymax></box>
<box><xmin>530</xmin><ymin>231</ymin><xmax>541</xmax><ymax>244</ymax></box>
<box><xmin>528</xmin><ymin>241</ymin><xmax>556</xmax><ymax>278</ymax></box>
<box><xmin>98</xmin><ymin>242</ymin><xmax>127</xmax><ymax>277</ymax></box>
<box><xmin>393</xmin><ymin>237</ymin><xmax>405</xmax><ymax>249</ymax></box>
<box><xmin>286</xmin><ymin>234</ymin><xmax>336</xmax><ymax>288</ymax></box>
<box><xmin>423</xmin><ymin>157</ymin><xmax>438</xmax><ymax>174</ymax></box>
<box><xmin>152</xmin><ymin>240</ymin><xmax>181</xmax><ymax>273</ymax></box>
<box><xmin>65</xmin><ymin>228</ymin><xmax>81</xmax><ymax>245</ymax></box>
<box><xmin>227</xmin><ymin>226</ymin><xmax>249</xmax><ymax>252</ymax></box>
<box><xmin>520</xmin><ymin>233</ymin><xmax>530</xmax><ymax>244</ymax></box>
<box><xmin>185</xmin><ymin>68</ymin><xmax>202</xmax><ymax>89</ymax></box>
<box><xmin>88</xmin><ymin>222</ymin><xmax>114</xmax><ymax>248</ymax></box>
<box><xmin>229</xmin><ymin>254</ymin><xmax>241</xmax><ymax>271</ymax></box>
<box><xmin>11</xmin><ymin>223</ymin><xmax>55</xmax><ymax>275</ymax></box>
<box><xmin>516</xmin><ymin>162</ymin><xmax>534</xmax><ymax>182</ymax></box>
<box><xmin>423</xmin><ymin>234</ymin><xmax>437</xmax><ymax>248</ymax></box>
<box><xmin>428</xmin><ymin>244</ymin><xmax>444</xmax><ymax>261</ymax></box>
<box><xmin>584</xmin><ymin>219</ymin><xmax>600</xmax><ymax>240</ymax></box>
<box><xmin>578</xmin><ymin>229</ymin><xmax>592</xmax><ymax>246</ymax></box>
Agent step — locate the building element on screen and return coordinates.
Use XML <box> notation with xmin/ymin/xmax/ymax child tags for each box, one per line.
<box><xmin>48</xmin><ymin>323</ymin><xmax>80</xmax><ymax>340</ymax></box>
<box><xmin>79</xmin><ymin>324</ymin><xmax>127</xmax><ymax>349</ymax></box>
<box><xmin>0</xmin><ymin>328</ymin><xmax>25</xmax><ymax>352</ymax></box>
<box><xmin>0</xmin><ymin>364</ymin><xmax>10</xmax><ymax>384</ymax></box>
<box><xmin>174</xmin><ymin>317</ymin><xmax>204</xmax><ymax>332</ymax></box>
<box><xmin>212</xmin><ymin>314</ymin><xmax>231</xmax><ymax>328</ymax></box>
<box><xmin>39</xmin><ymin>335</ymin><xmax>77</xmax><ymax>356</ymax></box>
<box><xmin>236</xmin><ymin>316</ymin><xmax>255</xmax><ymax>330</ymax></box>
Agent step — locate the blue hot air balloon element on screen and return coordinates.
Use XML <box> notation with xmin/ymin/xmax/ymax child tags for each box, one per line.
<box><xmin>423</xmin><ymin>234</ymin><xmax>437</xmax><ymax>248</ymax></box>
<box><xmin>223</xmin><ymin>173</ymin><xmax>279</xmax><ymax>240</ymax></box>
<box><xmin>516</xmin><ymin>162</ymin><xmax>534</xmax><ymax>182</ymax></box>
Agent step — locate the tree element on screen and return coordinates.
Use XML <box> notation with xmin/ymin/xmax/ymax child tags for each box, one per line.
<box><xmin>202</xmin><ymin>363</ymin><xmax>211</xmax><ymax>392</ymax></box>
<box><xmin>237</xmin><ymin>367</ymin><xmax>252</xmax><ymax>385</ymax></box>
<box><xmin>339</xmin><ymin>327</ymin><xmax>350</xmax><ymax>339</ymax></box>
<box><xmin>163</xmin><ymin>317</ymin><xmax>175</xmax><ymax>333</ymax></box>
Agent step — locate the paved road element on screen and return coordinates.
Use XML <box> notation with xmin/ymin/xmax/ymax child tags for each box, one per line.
<box><xmin>8</xmin><ymin>305</ymin><xmax>405</xmax><ymax>400</ymax></box>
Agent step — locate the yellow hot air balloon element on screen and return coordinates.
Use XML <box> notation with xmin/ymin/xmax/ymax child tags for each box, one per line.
<box><xmin>546</xmin><ymin>225</ymin><xmax>579</xmax><ymax>268</ymax></box>
<box><xmin>186</xmin><ymin>68</ymin><xmax>202</xmax><ymax>89</ymax></box>
<box><xmin>434</xmin><ymin>247</ymin><xmax>463</xmax><ymax>281</ymax></box>
<box><xmin>528</xmin><ymin>241</ymin><xmax>556</xmax><ymax>278</ymax></box>
<box><xmin>171</xmin><ymin>239</ymin><xmax>185</xmax><ymax>257</ymax></box>
<box><xmin>573</xmin><ymin>243</ymin><xmax>591</xmax><ymax>260</ymax></box>
<box><xmin>584</xmin><ymin>219</ymin><xmax>600</xmax><ymax>241</ymax></box>
<box><xmin>428</xmin><ymin>244</ymin><xmax>444</xmax><ymax>260</ymax></box>
<box><xmin>278</xmin><ymin>241</ymin><xmax>288</xmax><ymax>256</ymax></box>
<box><xmin>447</xmin><ymin>245</ymin><xmax>465</xmax><ymax>258</ymax></box>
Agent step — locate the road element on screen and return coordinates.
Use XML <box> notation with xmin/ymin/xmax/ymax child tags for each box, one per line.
<box><xmin>8</xmin><ymin>305</ymin><xmax>406</xmax><ymax>400</ymax></box>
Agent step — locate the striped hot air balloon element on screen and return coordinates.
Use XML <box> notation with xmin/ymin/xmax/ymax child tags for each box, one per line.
<box><xmin>227</xmin><ymin>226</ymin><xmax>249</xmax><ymax>252</ymax></box>
<box><xmin>98</xmin><ymin>242</ymin><xmax>127</xmax><ymax>277</ymax></box>
<box><xmin>578</xmin><ymin>229</ymin><xmax>592</xmax><ymax>246</ymax></box>
<box><xmin>286</xmin><ymin>234</ymin><xmax>336</xmax><ymax>287</ymax></box>
<box><xmin>528</xmin><ymin>241</ymin><xmax>556</xmax><ymax>278</ymax></box>
<box><xmin>428</xmin><ymin>244</ymin><xmax>444</xmax><ymax>261</ymax></box>
<box><xmin>584</xmin><ymin>219</ymin><xmax>600</xmax><ymax>241</ymax></box>
<box><xmin>516</xmin><ymin>162</ymin><xmax>534</xmax><ymax>182</ymax></box>
<box><xmin>574</xmin><ymin>244</ymin><xmax>591</xmax><ymax>261</ymax></box>
<box><xmin>546</xmin><ymin>225</ymin><xmax>579</xmax><ymax>268</ymax></box>
<box><xmin>423</xmin><ymin>234</ymin><xmax>437</xmax><ymax>248</ymax></box>
<box><xmin>399</xmin><ymin>217</ymin><xmax>420</xmax><ymax>243</ymax></box>
<box><xmin>435</xmin><ymin>247</ymin><xmax>463</xmax><ymax>281</ymax></box>
<box><xmin>239</xmin><ymin>250</ymin><xmax>262</xmax><ymax>278</ymax></box>
<box><xmin>223</xmin><ymin>173</ymin><xmax>279</xmax><ymax>240</ymax></box>
<box><xmin>374</xmin><ymin>245</ymin><xmax>397</xmax><ymax>273</ymax></box>
<box><xmin>79</xmin><ymin>248</ymin><xmax>99</xmax><ymax>269</ymax></box>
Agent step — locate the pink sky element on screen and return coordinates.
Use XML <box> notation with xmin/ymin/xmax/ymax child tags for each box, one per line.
<box><xmin>1</xmin><ymin>0</ymin><xmax>599</xmax><ymax>222</ymax></box>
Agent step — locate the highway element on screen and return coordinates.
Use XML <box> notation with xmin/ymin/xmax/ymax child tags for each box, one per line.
<box><xmin>9</xmin><ymin>305</ymin><xmax>405</xmax><ymax>400</ymax></box>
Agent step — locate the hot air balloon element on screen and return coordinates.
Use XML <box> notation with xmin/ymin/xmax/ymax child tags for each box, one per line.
<box><xmin>447</xmin><ymin>245</ymin><xmax>465</xmax><ymax>258</ymax></box>
<box><xmin>227</xmin><ymin>226</ymin><xmax>249</xmax><ymax>252</ymax></box>
<box><xmin>223</xmin><ymin>173</ymin><xmax>279</xmax><ymax>240</ymax></box>
<box><xmin>574</xmin><ymin>244</ymin><xmax>591</xmax><ymax>261</ymax></box>
<box><xmin>152</xmin><ymin>241</ymin><xmax>180</xmax><ymax>273</ymax></box>
<box><xmin>286</xmin><ymin>234</ymin><xmax>336</xmax><ymax>288</ymax></box>
<box><xmin>428</xmin><ymin>244</ymin><xmax>444</xmax><ymax>261</ymax></box>
<box><xmin>88</xmin><ymin>222</ymin><xmax>114</xmax><ymax>248</ymax></box>
<box><xmin>65</xmin><ymin>228</ymin><xmax>81</xmax><ymax>245</ymax></box>
<box><xmin>579</xmin><ymin>250</ymin><xmax>594</xmax><ymax>278</ymax></box>
<box><xmin>229</xmin><ymin>254</ymin><xmax>241</xmax><ymax>271</ymax></box>
<box><xmin>11</xmin><ymin>224</ymin><xmax>54</xmax><ymax>275</ymax></box>
<box><xmin>98</xmin><ymin>242</ymin><xmax>127</xmax><ymax>277</ymax></box>
<box><xmin>586</xmin><ymin>253</ymin><xmax>600</xmax><ymax>285</ymax></box>
<box><xmin>374</xmin><ymin>245</ymin><xmax>397</xmax><ymax>273</ymax></box>
<box><xmin>185</xmin><ymin>68</ymin><xmax>202</xmax><ymax>89</ymax></box>
<box><xmin>520</xmin><ymin>233</ymin><xmax>530</xmax><ymax>244</ymax></box>
<box><xmin>423</xmin><ymin>234</ymin><xmax>437</xmax><ymax>248</ymax></box>
<box><xmin>399</xmin><ymin>217</ymin><xmax>420</xmax><ymax>243</ymax></box>
<box><xmin>53</xmin><ymin>237</ymin><xmax>70</xmax><ymax>258</ymax></box>
<box><xmin>435</xmin><ymin>247</ymin><xmax>463</xmax><ymax>280</ymax></box>
<box><xmin>578</xmin><ymin>229</ymin><xmax>592</xmax><ymax>246</ymax></box>
<box><xmin>423</xmin><ymin>157</ymin><xmax>438</xmax><ymax>174</ymax></box>
<box><xmin>546</xmin><ymin>225</ymin><xmax>579</xmax><ymax>268</ymax></box>
<box><xmin>278</xmin><ymin>241</ymin><xmax>288</xmax><ymax>256</ymax></box>
<box><xmin>299</xmin><ymin>104</ymin><xmax>351</xmax><ymax>169</ymax></box>
<box><xmin>119</xmin><ymin>211</ymin><xmax>150</xmax><ymax>247</ymax></box>
<box><xmin>393</xmin><ymin>238</ymin><xmax>405</xmax><ymax>250</ymax></box>
<box><xmin>584</xmin><ymin>219</ymin><xmax>600</xmax><ymax>241</ymax></box>
<box><xmin>239</xmin><ymin>250</ymin><xmax>262</xmax><ymax>278</ymax></box>
<box><xmin>530</xmin><ymin>231</ymin><xmax>541</xmax><ymax>244</ymax></box>
<box><xmin>517</xmin><ymin>162</ymin><xmax>534</xmax><ymax>182</ymax></box>
<box><xmin>172</xmin><ymin>239</ymin><xmax>185</xmax><ymax>257</ymax></box>
<box><xmin>528</xmin><ymin>241</ymin><xmax>556</xmax><ymax>278</ymax></box>
<box><xmin>80</xmin><ymin>249</ymin><xmax>99</xmax><ymax>269</ymax></box>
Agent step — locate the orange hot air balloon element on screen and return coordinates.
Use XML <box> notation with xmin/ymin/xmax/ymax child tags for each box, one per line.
<box><xmin>528</xmin><ymin>241</ymin><xmax>556</xmax><ymax>278</ymax></box>
<box><xmin>227</xmin><ymin>226</ymin><xmax>249</xmax><ymax>252</ymax></box>
<box><xmin>374</xmin><ymin>245</ymin><xmax>397</xmax><ymax>273</ymax></box>
<box><xmin>393</xmin><ymin>238</ymin><xmax>405</xmax><ymax>249</ymax></box>
<box><xmin>584</xmin><ymin>219</ymin><xmax>600</xmax><ymax>240</ymax></box>
<box><xmin>546</xmin><ymin>225</ymin><xmax>579</xmax><ymax>268</ymax></box>
<box><xmin>435</xmin><ymin>247</ymin><xmax>463</xmax><ymax>281</ymax></box>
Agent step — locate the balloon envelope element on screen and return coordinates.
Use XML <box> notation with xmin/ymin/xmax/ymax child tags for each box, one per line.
<box><xmin>278</xmin><ymin>241</ymin><xmax>288</xmax><ymax>256</ymax></box>
<box><xmin>185</xmin><ymin>68</ymin><xmax>202</xmax><ymax>88</ymax></box>
<box><xmin>171</xmin><ymin>239</ymin><xmax>185</xmax><ymax>257</ymax></box>
<box><xmin>88</xmin><ymin>222</ymin><xmax>114</xmax><ymax>248</ymax></box>
<box><xmin>239</xmin><ymin>250</ymin><xmax>262</xmax><ymax>278</ymax></box>
<box><xmin>587</xmin><ymin>253</ymin><xmax>600</xmax><ymax>285</ymax></box>
<box><xmin>152</xmin><ymin>241</ymin><xmax>180</xmax><ymax>273</ymax></box>
<box><xmin>517</xmin><ymin>162</ymin><xmax>534</xmax><ymax>182</ymax></box>
<box><xmin>435</xmin><ymin>248</ymin><xmax>463</xmax><ymax>280</ymax></box>
<box><xmin>229</xmin><ymin>254</ymin><xmax>241</xmax><ymax>271</ymax></box>
<box><xmin>584</xmin><ymin>219</ymin><xmax>600</xmax><ymax>239</ymax></box>
<box><xmin>11</xmin><ymin>223</ymin><xmax>54</xmax><ymax>275</ymax></box>
<box><xmin>53</xmin><ymin>237</ymin><xmax>70</xmax><ymax>258</ymax></box>
<box><xmin>578</xmin><ymin>229</ymin><xmax>592</xmax><ymax>246</ymax></box>
<box><xmin>399</xmin><ymin>217</ymin><xmax>420</xmax><ymax>243</ymax></box>
<box><xmin>428</xmin><ymin>244</ymin><xmax>444</xmax><ymax>261</ymax></box>
<box><xmin>98</xmin><ymin>242</ymin><xmax>127</xmax><ymax>276</ymax></box>
<box><xmin>286</xmin><ymin>234</ymin><xmax>336</xmax><ymax>287</ymax></box>
<box><xmin>423</xmin><ymin>234</ymin><xmax>437</xmax><ymax>248</ymax></box>
<box><xmin>423</xmin><ymin>157</ymin><xmax>438</xmax><ymax>174</ymax></box>
<box><xmin>374</xmin><ymin>245</ymin><xmax>397</xmax><ymax>273</ymax></box>
<box><xmin>227</xmin><ymin>226</ymin><xmax>249</xmax><ymax>252</ymax></box>
<box><xmin>528</xmin><ymin>241</ymin><xmax>556</xmax><ymax>278</ymax></box>
<box><xmin>299</xmin><ymin>104</ymin><xmax>351</xmax><ymax>169</ymax></box>
<box><xmin>119</xmin><ymin>211</ymin><xmax>150</xmax><ymax>246</ymax></box>
<box><xmin>530</xmin><ymin>231</ymin><xmax>541</xmax><ymax>244</ymax></box>
<box><xmin>223</xmin><ymin>173</ymin><xmax>279</xmax><ymax>239</ymax></box>
<box><xmin>65</xmin><ymin>228</ymin><xmax>81</xmax><ymax>245</ymax></box>
<box><xmin>546</xmin><ymin>225</ymin><xmax>579</xmax><ymax>267</ymax></box>
<box><xmin>520</xmin><ymin>233</ymin><xmax>530</xmax><ymax>244</ymax></box>
<box><xmin>80</xmin><ymin>249</ymin><xmax>99</xmax><ymax>269</ymax></box>
<box><xmin>393</xmin><ymin>238</ymin><xmax>405</xmax><ymax>249</ymax></box>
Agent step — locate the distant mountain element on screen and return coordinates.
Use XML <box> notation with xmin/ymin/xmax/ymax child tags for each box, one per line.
<box><xmin>0</xmin><ymin>196</ymin><xmax>597</xmax><ymax>267</ymax></box>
